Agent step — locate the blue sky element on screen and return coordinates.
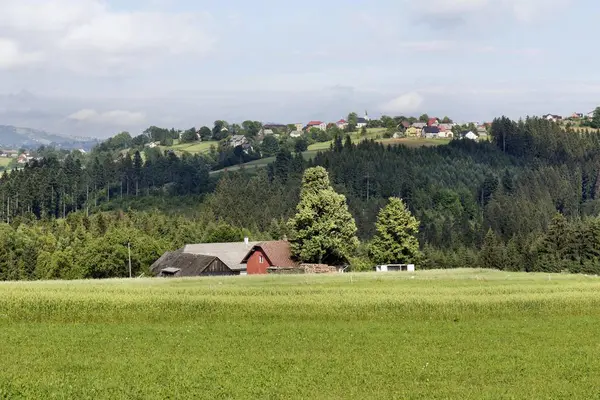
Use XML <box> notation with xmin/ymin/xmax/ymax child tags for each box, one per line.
<box><xmin>0</xmin><ymin>0</ymin><xmax>597</xmax><ymax>137</ymax></box>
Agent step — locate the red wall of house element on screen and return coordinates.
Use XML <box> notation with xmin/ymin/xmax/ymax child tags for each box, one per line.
<box><xmin>246</xmin><ymin>250</ymin><xmax>270</xmax><ymax>275</ymax></box>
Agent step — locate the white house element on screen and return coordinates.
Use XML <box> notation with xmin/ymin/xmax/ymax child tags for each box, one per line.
<box><xmin>306</xmin><ymin>121</ymin><xmax>327</xmax><ymax>131</ymax></box>
<box><xmin>336</xmin><ymin>119</ymin><xmax>348</xmax><ymax>130</ymax></box>
<box><xmin>463</xmin><ymin>131</ymin><xmax>478</xmax><ymax>141</ymax></box>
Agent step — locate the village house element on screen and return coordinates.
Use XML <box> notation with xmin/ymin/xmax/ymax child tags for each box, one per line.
<box><xmin>438</xmin><ymin>123</ymin><xmax>453</xmax><ymax>132</ymax></box>
<box><xmin>401</xmin><ymin>121</ymin><xmax>411</xmax><ymax>130</ymax></box>
<box><xmin>241</xmin><ymin>241</ymin><xmax>298</xmax><ymax>275</ymax></box>
<box><xmin>427</xmin><ymin>118</ymin><xmax>440</xmax><ymax>127</ymax></box>
<box><xmin>422</xmin><ymin>126</ymin><xmax>441</xmax><ymax>139</ymax></box>
<box><xmin>145</xmin><ymin>141</ymin><xmax>161</xmax><ymax>149</ymax></box>
<box><xmin>461</xmin><ymin>131</ymin><xmax>479</xmax><ymax>141</ymax></box>
<box><xmin>151</xmin><ymin>240</ymin><xmax>259</xmax><ymax>277</ymax></box>
<box><xmin>17</xmin><ymin>154</ymin><xmax>33</xmax><ymax>164</ymax></box>
<box><xmin>477</xmin><ymin>125</ymin><xmax>489</xmax><ymax>139</ymax></box>
<box><xmin>356</xmin><ymin>117</ymin><xmax>368</xmax><ymax>129</ymax></box>
<box><xmin>437</xmin><ymin>130</ymin><xmax>454</xmax><ymax>139</ymax></box>
<box><xmin>306</xmin><ymin>121</ymin><xmax>327</xmax><ymax>131</ymax></box>
<box><xmin>290</xmin><ymin>131</ymin><xmax>303</xmax><ymax>138</ymax></box>
<box><xmin>412</xmin><ymin>122</ymin><xmax>427</xmax><ymax>130</ymax></box>
<box><xmin>336</xmin><ymin>119</ymin><xmax>348</xmax><ymax>130</ymax></box>
<box><xmin>229</xmin><ymin>135</ymin><xmax>250</xmax><ymax>148</ymax></box>
<box><xmin>405</xmin><ymin>127</ymin><xmax>420</xmax><ymax>137</ymax></box>
<box><xmin>259</xmin><ymin>128</ymin><xmax>274</xmax><ymax>136</ymax></box>
<box><xmin>543</xmin><ymin>114</ymin><xmax>563</xmax><ymax>122</ymax></box>
<box><xmin>0</xmin><ymin>150</ymin><xmax>17</xmax><ymax>158</ymax></box>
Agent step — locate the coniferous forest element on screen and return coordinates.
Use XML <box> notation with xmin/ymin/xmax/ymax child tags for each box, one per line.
<box><xmin>1</xmin><ymin>116</ymin><xmax>600</xmax><ymax>280</ymax></box>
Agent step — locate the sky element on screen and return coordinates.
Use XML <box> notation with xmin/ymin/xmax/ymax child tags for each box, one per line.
<box><xmin>0</xmin><ymin>0</ymin><xmax>598</xmax><ymax>138</ymax></box>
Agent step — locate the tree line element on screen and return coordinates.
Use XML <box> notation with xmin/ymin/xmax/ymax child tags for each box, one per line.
<box><xmin>1</xmin><ymin>115</ymin><xmax>600</xmax><ymax>279</ymax></box>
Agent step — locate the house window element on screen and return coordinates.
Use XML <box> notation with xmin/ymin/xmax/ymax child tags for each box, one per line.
<box><xmin>259</xmin><ymin>255</ymin><xmax>264</xmax><ymax>264</ymax></box>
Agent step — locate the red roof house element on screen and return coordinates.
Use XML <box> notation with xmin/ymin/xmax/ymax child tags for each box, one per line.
<box><xmin>427</xmin><ymin>118</ymin><xmax>439</xmax><ymax>127</ymax></box>
<box><xmin>241</xmin><ymin>241</ymin><xmax>298</xmax><ymax>275</ymax></box>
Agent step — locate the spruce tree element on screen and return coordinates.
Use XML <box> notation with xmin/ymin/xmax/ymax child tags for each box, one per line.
<box><xmin>479</xmin><ymin>229</ymin><xmax>505</xmax><ymax>270</ymax></box>
<box><xmin>368</xmin><ymin>197</ymin><xmax>422</xmax><ymax>265</ymax></box>
<box><xmin>288</xmin><ymin>167</ymin><xmax>359</xmax><ymax>265</ymax></box>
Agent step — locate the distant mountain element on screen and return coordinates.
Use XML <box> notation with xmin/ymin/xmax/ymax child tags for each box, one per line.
<box><xmin>0</xmin><ymin>125</ymin><xmax>98</xmax><ymax>150</ymax></box>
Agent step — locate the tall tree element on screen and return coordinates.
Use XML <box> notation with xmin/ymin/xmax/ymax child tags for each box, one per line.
<box><xmin>288</xmin><ymin>167</ymin><xmax>359</xmax><ymax>265</ymax></box>
<box><xmin>347</xmin><ymin>112</ymin><xmax>358</xmax><ymax>132</ymax></box>
<box><xmin>369</xmin><ymin>197</ymin><xmax>422</xmax><ymax>265</ymax></box>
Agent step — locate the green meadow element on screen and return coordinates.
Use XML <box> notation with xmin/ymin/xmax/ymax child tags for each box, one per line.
<box><xmin>1</xmin><ymin>269</ymin><xmax>599</xmax><ymax>399</ymax></box>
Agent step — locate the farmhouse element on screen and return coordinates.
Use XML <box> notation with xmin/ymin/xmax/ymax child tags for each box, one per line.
<box><xmin>336</xmin><ymin>119</ymin><xmax>348</xmax><ymax>130</ymax></box>
<box><xmin>422</xmin><ymin>126</ymin><xmax>441</xmax><ymax>139</ymax></box>
<box><xmin>461</xmin><ymin>131</ymin><xmax>479</xmax><ymax>141</ymax></box>
<box><xmin>151</xmin><ymin>240</ymin><xmax>259</xmax><ymax>277</ymax></box>
<box><xmin>241</xmin><ymin>241</ymin><xmax>298</xmax><ymax>274</ymax></box>
<box><xmin>306</xmin><ymin>121</ymin><xmax>326</xmax><ymax>131</ymax></box>
<box><xmin>427</xmin><ymin>118</ymin><xmax>440</xmax><ymax>127</ymax></box>
<box><xmin>229</xmin><ymin>135</ymin><xmax>248</xmax><ymax>147</ymax></box>
<box><xmin>543</xmin><ymin>114</ymin><xmax>563</xmax><ymax>122</ymax></box>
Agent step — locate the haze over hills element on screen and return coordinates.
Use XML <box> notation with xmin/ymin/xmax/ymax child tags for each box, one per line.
<box><xmin>0</xmin><ymin>125</ymin><xmax>98</xmax><ymax>150</ymax></box>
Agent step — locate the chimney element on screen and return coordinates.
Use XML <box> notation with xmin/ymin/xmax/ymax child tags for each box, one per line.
<box><xmin>244</xmin><ymin>237</ymin><xmax>249</xmax><ymax>246</ymax></box>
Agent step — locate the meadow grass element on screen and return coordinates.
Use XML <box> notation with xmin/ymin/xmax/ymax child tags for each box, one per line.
<box><xmin>1</xmin><ymin>269</ymin><xmax>599</xmax><ymax>399</ymax></box>
<box><xmin>160</xmin><ymin>141</ymin><xmax>218</xmax><ymax>155</ymax></box>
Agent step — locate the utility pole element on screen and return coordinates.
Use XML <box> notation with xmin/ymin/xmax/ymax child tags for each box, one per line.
<box><xmin>128</xmin><ymin>242</ymin><xmax>132</xmax><ymax>278</ymax></box>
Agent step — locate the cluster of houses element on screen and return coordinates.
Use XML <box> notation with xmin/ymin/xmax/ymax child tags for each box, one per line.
<box><xmin>150</xmin><ymin>239</ymin><xmax>415</xmax><ymax>277</ymax></box>
<box><xmin>541</xmin><ymin>111</ymin><xmax>598</xmax><ymax>123</ymax></box>
<box><xmin>0</xmin><ymin>150</ymin><xmax>35</xmax><ymax>164</ymax></box>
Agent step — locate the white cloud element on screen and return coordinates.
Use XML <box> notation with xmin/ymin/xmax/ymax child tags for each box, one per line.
<box><xmin>380</xmin><ymin>93</ymin><xmax>424</xmax><ymax>114</ymax></box>
<box><xmin>417</xmin><ymin>0</ymin><xmax>570</xmax><ymax>25</ymax></box>
<box><xmin>0</xmin><ymin>38</ymin><xmax>42</xmax><ymax>69</ymax></box>
<box><xmin>0</xmin><ymin>0</ymin><xmax>215</xmax><ymax>75</ymax></box>
<box><xmin>68</xmin><ymin>109</ymin><xmax>146</xmax><ymax>125</ymax></box>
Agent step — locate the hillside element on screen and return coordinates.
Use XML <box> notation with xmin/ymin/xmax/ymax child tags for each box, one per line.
<box><xmin>0</xmin><ymin>125</ymin><xmax>97</xmax><ymax>149</ymax></box>
<box><xmin>1</xmin><ymin>270</ymin><xmax>599</xmax><ymax>398</ymax></box>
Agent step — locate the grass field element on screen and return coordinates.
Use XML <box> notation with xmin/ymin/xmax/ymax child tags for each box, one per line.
<box><xmin>161</xmin><ymin>140</ymin><xmax>218</xmax><ymax>155</ymax></box>
<box><xmin>0</xmin><ymin>157</ymin><xmax>13</xmax><ymax>170</ymax></box>
<box><xmin>1</xmin><ymin>269</ymin><xmax>600</xmax><ymax>399</ymax></box>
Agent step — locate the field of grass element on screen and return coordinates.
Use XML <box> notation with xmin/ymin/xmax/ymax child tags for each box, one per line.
<box><xmin>0</xmin><ymin>157</ymin><xmax>13</xmax><ymax>170</ymax></box>
<box><xmin>307</xmin><ymin>129</ymin><xmax>450</xmax><ymax>152</ymax></box>
<box><xmin>380</xmin><ymin>137</ymin><xmax>452</xmax><ymax>148</ymax></box>
<box><xmin>161</xmin><ymin>140</ymin><xmax>218</xmax><ymax>155</ymax></box>
<box><xmin>1</xmin><ymin>269</ymin><xmax>600</xmax><ymax>399</ymax></box>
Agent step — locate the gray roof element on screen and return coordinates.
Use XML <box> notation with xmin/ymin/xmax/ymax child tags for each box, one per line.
<box><xmin>183</xmin><ymin>242</ymin><xmax>259</xmax><ymax>271</ymax></box>
<box><xmin>161</xmin><ymin>267</ymin><xmax>181</xmax><ymax>274</ymax></box>
<box><xmin>412</xmin><ymin>122</ymin><xmax>427</xmax><ymax>128</ymax></box>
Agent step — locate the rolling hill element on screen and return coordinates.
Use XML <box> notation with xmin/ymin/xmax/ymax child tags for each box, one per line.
<box><xmin>0</xmin><ymin>125</ymin><xmax>97</xmax><ymax>149</ymax></box>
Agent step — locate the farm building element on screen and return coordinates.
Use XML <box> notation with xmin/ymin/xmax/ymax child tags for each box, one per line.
<box><xmin>151</xmin><ymin>240</ymin><xmax>259</xmax><ymax>277</ymax></box>
<box><xmin>241</xmin><ymin>241</ymin><xmax>298</xmax><ymax>274</ymax></box>
<box><xmin>374</xmin><ymin>264</ymin><xmax>416</xmax><ymax>273</ymax></box>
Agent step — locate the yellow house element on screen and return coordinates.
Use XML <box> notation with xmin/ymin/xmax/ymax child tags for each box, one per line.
<box><xmin>405</xmin><ymin>127</ymin><xmax>420</xmax><ymax>137</ymax></box>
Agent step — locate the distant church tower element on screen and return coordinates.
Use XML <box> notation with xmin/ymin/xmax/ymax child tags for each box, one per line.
<box><xmin>364</xmin><ymin>110</ymin><xmax>370</xmax><ymax>121</ymax></box>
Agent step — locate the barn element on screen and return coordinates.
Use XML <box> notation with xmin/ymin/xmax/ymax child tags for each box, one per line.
<box><xmin>241</xmin><ymin>241</ymin><xmax>298</xmax><ymax>275</ymax></box>
<box><xmin>151</xmin><ymin>241</ymin><xmax>259</xmax><ymax>277</ymax></box>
